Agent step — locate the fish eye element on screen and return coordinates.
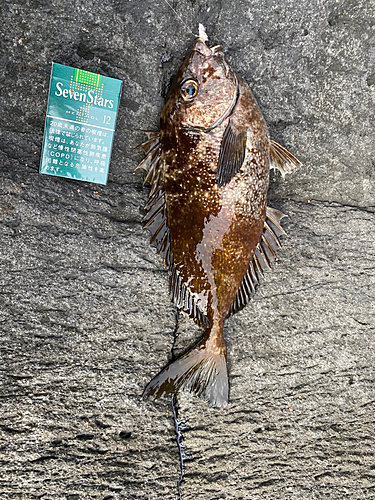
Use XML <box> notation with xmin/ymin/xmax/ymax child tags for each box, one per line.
<box><xmin>181</xmin><ymin>80</ymin><xmax>199</xmax><ymax>101</ymax></box>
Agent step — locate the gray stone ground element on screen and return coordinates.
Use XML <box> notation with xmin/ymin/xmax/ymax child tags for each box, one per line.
<box><xmin>1</xmin><ymin>0</ymin><xmax>374</xmax><ymax>499</ymax></box>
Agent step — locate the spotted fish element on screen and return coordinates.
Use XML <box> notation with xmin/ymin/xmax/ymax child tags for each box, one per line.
<box><xmin>138</xmin><ymin>25</ymin><xmax>301</xmax><ymax>408</ymax></box>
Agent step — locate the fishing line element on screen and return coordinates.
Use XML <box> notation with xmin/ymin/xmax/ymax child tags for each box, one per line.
<box><xmin>161</xmin><ymin>0</ymin><xmax>199</xmax><ymax>38</ymax></box>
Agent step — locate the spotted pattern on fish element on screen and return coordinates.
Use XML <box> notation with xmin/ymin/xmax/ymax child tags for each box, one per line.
<box><xmin>139</xmin><ymin>26</ymin><xmax>302</xmax><ymax>408</ymax></box>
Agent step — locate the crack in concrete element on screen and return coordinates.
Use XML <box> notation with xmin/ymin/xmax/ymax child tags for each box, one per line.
<box><xmin>169</xmin><ymin>311</ymin><xmax>196</xmax><ymax>500</ymax></box>
<box><xmin>279</xmin><ymin>197</ymin><xmax>375</xmax><ymax>214</ymax></box>
<box><xmin>171</xmin><ymin>393</ymin><xmax>194</xmax><ymax>500</ymax></box>
<box><xmin>261</xmin><ymin>280</ymin><xmax>338</xmax><ymax>300</ymax></box>
<box><xmin>171</xmin><ymin>309</ymin><xmax>180</xmax><ymax>361</ymax></box>
<box><xmin>170</xmin><ymin>310</ymin><xmax>186</xmax><ymax>499</ymax></box>
<box><xmin>172</xmin><ymin>394</ymin><xmax>184</xmax><ymax>500</ymax></box>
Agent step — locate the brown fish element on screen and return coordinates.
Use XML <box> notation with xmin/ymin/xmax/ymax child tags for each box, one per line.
<box><xmin>138</xmin><ymin>25</ymin><xmax>301</xmax><ymax>408</ymax></box>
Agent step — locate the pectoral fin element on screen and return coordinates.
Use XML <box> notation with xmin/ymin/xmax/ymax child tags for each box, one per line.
<box><xmin>217</xmin><ymin>120</ymin><xmax>247</xmax><ymax>188</ymax></box>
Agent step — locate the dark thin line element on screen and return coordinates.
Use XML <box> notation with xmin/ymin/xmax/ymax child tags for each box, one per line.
<box><xmin>172</xmin><ymin>394</ymin><xmax>184</xmax><ymax>500</ymax></box>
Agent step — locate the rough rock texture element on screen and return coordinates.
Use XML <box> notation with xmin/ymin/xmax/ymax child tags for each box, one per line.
<box><xmin>1</xmin><ymin>0</ymin><xmax>374</xmax><ymax>499</ymax></box>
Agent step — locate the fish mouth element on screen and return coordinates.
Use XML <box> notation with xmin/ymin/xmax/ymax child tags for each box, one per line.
<box><xmin>197</xmin><ymin>25</ymin><xmax>223</xmax><ymax>55</ymax></box>
<box><xmin>211</xmin><ymin>45</ymin><xmax>223</xmax><ymax>55</ymax></box>
<box><xmin>184</xmin><ymin>25</ymin><xmax>239</xmax><ymax>133</ymax></box>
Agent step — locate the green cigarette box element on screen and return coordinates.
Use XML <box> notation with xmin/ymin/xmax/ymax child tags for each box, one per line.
<box><xmin>40</xmin><ymin>63</ymin><xmax>122</xmax><ymax>185</ymax></box>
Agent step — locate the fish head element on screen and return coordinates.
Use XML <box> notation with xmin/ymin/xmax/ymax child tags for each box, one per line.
<box><xmin>161</xmin><ymin>34</ymin><xmax>238</xmax><ymax>131</ymax></box>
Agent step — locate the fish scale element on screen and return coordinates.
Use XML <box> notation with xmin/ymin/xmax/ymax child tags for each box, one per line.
<box><xmin>139</xmin><ymin>25</ymin><xmax>302</xmax><ymax>408</ymax></box>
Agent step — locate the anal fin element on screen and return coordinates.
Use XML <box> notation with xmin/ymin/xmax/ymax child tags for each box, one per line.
<box><xmin>229</xmin><ymin>207</ymin><xmax>287</xmax><ymax>315</ymax></box>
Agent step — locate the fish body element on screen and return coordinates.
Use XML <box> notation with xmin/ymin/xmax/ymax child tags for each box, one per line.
<box><xmin>140</xmin><ymin>26</ymin><xmax>301</xmax><ymax>408</ymax></box>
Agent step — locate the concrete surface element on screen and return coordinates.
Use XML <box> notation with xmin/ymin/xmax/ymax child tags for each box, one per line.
<box><xmin>0</xmin><ymin>0</ymin><xmax>374</xmax><ymax>499</ymax></box>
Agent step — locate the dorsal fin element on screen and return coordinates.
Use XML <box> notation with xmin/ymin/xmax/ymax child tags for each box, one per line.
<box><xmin>136</xmin><ymin>131</ymin><xmax>160</xmax><ymax>153</ymax></box>
<box><xmin>144</xmin><ymin>191</ymin><xmax>209</xmax><ymax>327</ymax></box>
<box><xmin>228</xmin><ymin>207</ymin><xmax>287</xmax><ymax>315</ymax></box>
<box><xmin>144</xmin><ymin>192</ymin><xmax>209</xmax><ymax>327</ymax></box>
<box><xmin>140</xmin><ymin>132</ymin><xmax>209</xmax><ymax>327</ymax></box>
<box><xmin>269</xmin><ymin>140</ymin><xmax>302</xmax><ymax>177</ymax></box>
<box><xmin>135</xmin><ymin>132</ymin><xmax>161</xmax><ymax>174</ymax></box>
<box><xmin>169</xmin><ymin>264</ymin><xmax>209</xmax><ymax>327</ymax></box>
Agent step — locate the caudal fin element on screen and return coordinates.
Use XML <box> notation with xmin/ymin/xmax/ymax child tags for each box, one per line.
<box><xmin>142</xmin><ymin>337</ymin><xmax>228</xmax><ymax>408</ymax></box>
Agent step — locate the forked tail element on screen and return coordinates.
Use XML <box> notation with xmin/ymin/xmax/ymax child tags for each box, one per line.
<box><xmin>142</xmin><ymin>335</ymin><xmax>228</xmax><ymax>408</ymax></box>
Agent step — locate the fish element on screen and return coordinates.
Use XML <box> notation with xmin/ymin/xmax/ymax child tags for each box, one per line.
<box><xmin>138</xmin><ymin>25</ymin><xmax>301</xmax><ymax>408</ymax></box>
